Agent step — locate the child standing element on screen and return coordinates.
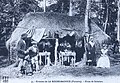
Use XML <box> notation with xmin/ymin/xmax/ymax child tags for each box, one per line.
<box><xmin>97</xmin><ymin>44</ymin><xmax>110</xmax><ymax>68</ymax></box>
<box><xmin>23</xmin><ymin>41</ymin><xmax>39</xmax><ymax>76</ymax></box>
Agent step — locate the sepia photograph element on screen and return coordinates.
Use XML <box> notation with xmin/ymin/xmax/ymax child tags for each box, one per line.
<box><xmin>0</xmin><ymin>0</ymin><xmax>120</xmax><ymax>83</ymax></box>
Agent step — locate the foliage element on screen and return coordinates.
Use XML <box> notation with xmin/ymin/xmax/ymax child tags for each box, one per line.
<box><xmin>90</xmin><ymin>0</ymin><xmax>118</xmax><ymax>36</ymax></box>
<box><xmin>0</xmin><ymin>0</ymin><xmax>42</xmax><ymax>44</ymax></box>
<box><xmin>0</xmin><ymin>0</ymin><xmax>119</xmax><ymax>46</ymax></box>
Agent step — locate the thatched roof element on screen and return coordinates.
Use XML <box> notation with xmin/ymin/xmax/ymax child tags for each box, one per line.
<box><xmin>17</xmin><ymin>12</ymin><xmax>85</xmax><ymax>37</ymax></box>
<box><xmin>6</xmin><ymin>12</ymin><xmax>109</xmax><ymax>49</ymax></box>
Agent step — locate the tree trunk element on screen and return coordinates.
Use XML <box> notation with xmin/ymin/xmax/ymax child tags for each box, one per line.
<box><xmin>69</xmin><ymin>0</ymin><xmax>73</xmax><ymax>16</ymax></box>
<box><xmin>84</xmin><ymin>0</ymin><xmax>91</xmax><ymax>65</ymax></box>
<box><xmin>44</xmin><ymin>0</ymin><xmax>46</xmax><ymax>12</ymax></box>
<box><xmin>85</xmin><ymin>0</ymin><xmax>91</xmax><ymax>33</ymax></box>
<box><xmin>12</xmin><ymin>17</ymin><xmax>15</xmax><ymax>27</ymax></box>
<box><xmin>117</xmin><ymin>0</ymin><xmax>120</xmax><ymax>41</ymax></box>
<box><xmin>104</xmin><ymin>0</ymin><xmax>108</xmax><ymax>33</ymax></box>
<box><xmin>61</xmin><ymin>2</ymin><xmax>64</xmax><ymax>13</ymax></box>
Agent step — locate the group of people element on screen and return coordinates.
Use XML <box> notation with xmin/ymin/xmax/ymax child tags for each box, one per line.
<box><xmin>16</xmin><ymin>31</ymin><xmax>111</xmax><ymax>76</ymax></box>
<box><xmin>17</xmin><ymin>33</ymin><xmax>39</xmax><ymax>76</ymax></box>
<box><xmin>83</xmin><ymin>32</ymin><xmax>110</xmax><ymax>68</ymax></box>
<box><xmin>58</xmin><ymin>32</ymin><xmax>110</xmax><ymax>68</ymax></box>
<box><xmin>16</xmin><ymin>33</ymin><xmax>55</xmax><ymax>76</ymax></box>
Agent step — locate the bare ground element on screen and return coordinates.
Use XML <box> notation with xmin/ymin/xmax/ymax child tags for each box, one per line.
<box><xmin>1</xmin><ymin>54</ymin><xmax>120</xmax><ymax>83</ymax></box>
<box><xmin>0</xmin><ymin>64</ymin><xmax>120</xmax><ymax>83</ymax></box>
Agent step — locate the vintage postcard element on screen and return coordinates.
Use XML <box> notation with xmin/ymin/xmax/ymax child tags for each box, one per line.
<box><xmin>0</xmin><ymin>0</ymin><xmax>120</xmax><ymax>83</ymax></box>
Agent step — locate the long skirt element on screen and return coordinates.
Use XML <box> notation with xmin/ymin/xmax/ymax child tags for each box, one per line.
<box><xmin>97</xmin><ymin>55</ymin><xmax>110</xmax><ymax>68</ymax></box>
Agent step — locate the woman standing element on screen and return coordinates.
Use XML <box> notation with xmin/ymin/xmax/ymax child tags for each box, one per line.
<box><xmin>97</xmin><ymin>44</ymin><xmax>110</xmax><ymax>68</ymax></box>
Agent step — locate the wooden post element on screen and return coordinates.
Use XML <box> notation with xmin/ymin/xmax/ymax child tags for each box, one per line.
<box><xmin>39</xmin><ymin>54</ymin><xmax>42</xmax><ymax>65</ymax></box>
<box><xmin>54</xmin><ymin>39</ymin><xmax>58</xmax><ymax>65</ymax></box>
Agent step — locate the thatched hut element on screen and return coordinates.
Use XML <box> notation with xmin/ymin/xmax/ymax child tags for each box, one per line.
<box><xmin>6</xmin><ymin>12</ymin><xmax>109</xmax><ymax>62</ymax></box>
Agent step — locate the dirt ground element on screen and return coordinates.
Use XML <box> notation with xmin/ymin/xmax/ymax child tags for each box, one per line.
<box><xmin>1</xmin><ymin>54</ymin><xmax>120</xmax><ymax>83</ymax></box>
<box><xmin>0</xmin><ymin>64</ymin><xmax>120</xmax><ymax>83</ymax></box>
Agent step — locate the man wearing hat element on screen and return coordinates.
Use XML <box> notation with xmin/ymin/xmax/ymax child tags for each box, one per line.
<box><xmin>24</xmin><ymin>40</ymin><xmax>39</xmax><ymax>75</ymax></box>
<box><xmin>86</xmin><ymin>35</ymin><xmax>97</xmax><ymax>66</ymax></box>
<box><xmin>17</xmin><ymin>33</ymin><xmax>27</xmax><ymax>74</ymax></box>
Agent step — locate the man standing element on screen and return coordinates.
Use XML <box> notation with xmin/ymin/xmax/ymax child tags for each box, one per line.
<box><xmin>86</xmin><ymin>36</ymin><xmax>96</xmax><ymax>66</ymax></box>
<box><xmin>17</xmin><ymin>33</ymin><xmax>27</xmax><ymax>73</ymax></box>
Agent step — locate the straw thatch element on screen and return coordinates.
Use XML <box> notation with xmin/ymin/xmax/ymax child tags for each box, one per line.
<box><xmin>6</xmin><ymin>12</ymin><xmax>109</xmax><ymax>61</ymax></box>
<box><xmin>8</xmin><ymin>12</ymin><xmax>109</xmax><ymax>45</ymax></box>
<box><xmin>17</xmin><ymin>12</ymin><xmax>85</xmax><ymax>37</ymax></box>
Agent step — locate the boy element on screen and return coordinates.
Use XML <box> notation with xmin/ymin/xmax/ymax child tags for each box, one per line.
<box><xmin>24</xmin><ymin>41</ymin><xmax>39</xmax><ymax>75</ymax></box>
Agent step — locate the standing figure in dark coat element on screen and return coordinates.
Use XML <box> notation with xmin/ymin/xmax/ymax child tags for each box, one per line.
<box><xmin>24</xmin><ymin>37</ymin><xmax>33</xmax><ymax>49</ymax></box>
<box><xmin>75</xmin><ymin>39</ymin><xmax>85</xmax><ymax>62</ymax></box>
<box><xmin>16</xmin><ymin>33</ymin><xmax>27</xmax><ymax>73</ymax></box>
<box><xmin>75</xmin><ymin>32</ymin><xmax>89</xmax><ymax>62</ymax></box>
<box><xmin>86</xmin><ymin>36</ymin><xmax>96</xmax><ymax>66</ymax></box>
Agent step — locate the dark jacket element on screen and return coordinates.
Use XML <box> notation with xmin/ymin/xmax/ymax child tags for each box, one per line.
<box><xmin>17</xmin><ymin>39</ymin><xmax>26</xmax><ymax>59</ymax></box>
<box><xmin>86</xmin><ymin>42</ymin><xmax>96</xmax><ymax>65</ymax></box>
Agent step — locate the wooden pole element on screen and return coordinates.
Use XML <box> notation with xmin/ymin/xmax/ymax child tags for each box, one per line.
<box><xmin>54</xmin><ymin>39</ymin><xmax>58</xmax><ymax>65</ymax></box>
